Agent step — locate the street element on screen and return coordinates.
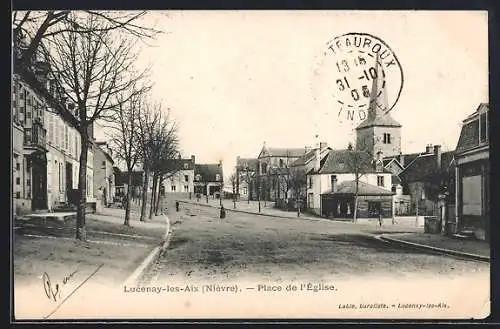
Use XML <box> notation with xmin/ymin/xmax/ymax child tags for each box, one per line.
<box><xmin>135</xmin><ymin>202</ymin><xmax>490</xmax><ymax>318</ymax></box>
<box><xmin>149</xmin><ymin>202</ymin><xmax>489</xmax><ymax>283</ymax></box>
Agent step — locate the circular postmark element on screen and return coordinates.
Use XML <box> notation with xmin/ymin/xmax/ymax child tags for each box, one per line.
<box><xmin>311</xmin><ymin>32</ymin><xmax>404</xmax><ymax>127</ymax></box>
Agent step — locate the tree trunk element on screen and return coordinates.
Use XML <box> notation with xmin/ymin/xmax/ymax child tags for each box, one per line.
<box><xmin>233</xmin><ymin>184</ymin><xmax>236</xmax><ymax>209</ymax></box>
<box><xmin>155</xmin><ymin>175</ymin><xmax>163</xmax><ymax>216</ymax></box>
<box><xmin>124</xmin><ymin>171</ymin><xmax>132</xmax><ymax>226</ymax></box>
<box><xmin>76</xmin><ymin>131</ymin><xmax>89</xmax><ymax>241</ymax></box>
<box><xmin>139</xmin><ymin>166</ymin><xmax>149</xmax><ymax>221</ymax></box>
<box><xmin>248</xmin><ymin>177</ymin><xmax>251</xmax><ymax>204</ymax></box>
<box><xmin>353</xmin><ymin>175</ymin><xmax>359</xmax><ymax>222</ymax></box>
<box><xmin>149</xmin><ymin>172</ymin><xmax>158</xmax><ymax>220</ymax></box>
<box><xmin>297</xmin><ymin>197</ymin><xmax>301</xmax><ymax>217</ymax></box>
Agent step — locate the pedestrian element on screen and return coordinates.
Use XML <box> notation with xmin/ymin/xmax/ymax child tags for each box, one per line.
<box><xmin>378</xmin><ymin>212</ymin><xmax>383</xmax><ymax>227</ymax></box>
<box><xmin>176</xmin><ymin>201</ymin><xmax>180</xmax><ymax>212</ymax></box>
<box><xmin>220</xmin><ymin>205</ymin><xmax>226</xmax><ymax>219</ymax></box>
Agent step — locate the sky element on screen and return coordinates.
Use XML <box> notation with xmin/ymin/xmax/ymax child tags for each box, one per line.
<box><xmin>93</xmin><ymin>11</ymin><xmax>488</xmax><ymax>179</ymax></box>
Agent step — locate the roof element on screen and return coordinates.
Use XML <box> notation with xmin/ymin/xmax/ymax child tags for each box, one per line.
<box><xmin>455</xmin><ymin>103</ymin><xmax>489</xmax><ymax>154</ymax></box>
<box><xmin>356</xmin><ymin>111</ymin><xmax>402</xmax><ymax>130</ymax></box>
<box><xmin>259</xmin><ymin>147</ymin><xmax>307</xmax><ymax>158</ymax></box>
<box><xmin>236</xmin><ymin>157</ymin><xmax>258</xmax><ymax>170</ymax></box>
<box><xmin>323</xmin><ymin>180</ymin><xmax>394</xmax><ymax>196</ymax></box>
<box><xmin>315</xmin><ymin>149</ymin><xmax>391</xmax><ymax>174</ymax></box>
<box><xmin>392</xmin><ymin>174</ymin><xmax>402</xmax><ymax>185</ymax></box>
<box><xmin>398</xmin><ymin>151</ymin><xmax>455</xmax><ymax>183</ymax></box>
<box><xmin>194</xmin><ymin>164</ymin><xmax>223</xmax><ymax>182</ymax></box>
<box><xmin>95</xmin><ymin>143</ymin><xmax>114</xmax><ymax>165</ymax></box>
<box><xmin>291</xmin><ymin>147</ymin><xmax>332</xmax><ymax>167</ymax></box>
<box><xmin>383</xmin><ymin>152</ymin><xmax>421</xmax><ymax>168</ymax></box>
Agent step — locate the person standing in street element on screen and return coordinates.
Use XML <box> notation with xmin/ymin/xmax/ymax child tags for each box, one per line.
<box><xmin>220</xmin><ymin>205</ymin><xmax>226</xmax><ymax>219</ymax></box>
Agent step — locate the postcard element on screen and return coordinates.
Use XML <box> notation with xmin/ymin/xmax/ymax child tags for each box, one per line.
<box><xmin>12</xmin><ymin>10</ymin><xmax>490</xmax><ymax>320</ymax></box>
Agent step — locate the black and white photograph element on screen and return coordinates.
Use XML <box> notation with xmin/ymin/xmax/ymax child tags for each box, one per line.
<box><xmin>11</xmin><ymin>10</ymin><xmax>490</xmax><ymax>320</ymax></box>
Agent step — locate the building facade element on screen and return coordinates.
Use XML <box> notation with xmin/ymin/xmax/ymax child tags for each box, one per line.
<box><xmin>257</xmin><ymin>144</ymin><xmax>309</xmax><ymax>202</ymax></box>
<box><xmin>194</xmin><ymin>162</ymin><xmax>224</xmax><ymax>198</ymax></box>
<box><xmin>454</xmin><ymin>103</ymin><xmax>489</xmax><ymax>241</ymax></box>
<box><xmin>93</xmin><ymin>141</ymin><xmax>115</xmax><ymax>206</ymax></box>
<box><xmin>306</xmin><ymin>149</ymin><xmax>393</xmax><ymax>218</ymax></box>
<box><xmin>12</xmin><ymin>73</ymin><xmax>48</xmax><ymax>214</ymax></box>
<box><xmin>163</xmin><ymin>155</ymin><xmax>196</xmax><ymax>199</ymax></box>
<box><xmin>398</xmin><ymin>144</ymin><xmax>455</xmax><ymax>225</ymax></box>
<box><xmin>235</xmin><ymin>157</ymin><xmax>258</xmax><ymax>201</ymax></box>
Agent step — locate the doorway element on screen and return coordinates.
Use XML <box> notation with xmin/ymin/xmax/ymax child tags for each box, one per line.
<box><xmin>66</xmin><ymin>162</ymin><xmax>74</xmax><ymax>204</ymax></box>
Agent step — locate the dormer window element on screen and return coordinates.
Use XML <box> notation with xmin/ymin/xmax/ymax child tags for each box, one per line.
<box><xmin>184</xmin><ymin>163</ymin><xmax>188</xmax><ymax>169</ymax></box>
<box><xmin>480</xmin><ymin>112</ymin><xmax>488</xmax><ymax>143</ymax></box>
<box><xmin>195</xmin><ymin>174</ymin><xmax>201</xmax><ymax>181</ymax></box>
<box><xmin>215</xmin><ymin>174</ymin><xmax>221</xmax><ymax>181</ymax></box>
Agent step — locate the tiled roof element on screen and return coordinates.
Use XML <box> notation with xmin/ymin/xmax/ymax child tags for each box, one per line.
<box><xmin>383</xmin><ymin>152</ymin><xmax>421</xmax><ymax>169</ymax></box>
<box><xmin>317</xmin><ymin>149</ymin><xmax>391</xmax><ymax>174</ymax></box>
<box><xmin>323</xmin><ymin>180</ymin><xmax>394</xmax><ymax>196</ymax></box>
<box><xmin>261</xmin><ymin>147</ymin><xmax>307</xmax><ymax>158</ymax></box>
<box><xmin>356</xmin><ymin>111</ymin><xmax>402</xmax><ymax>130</ymax></box>
<box><xmin>291</xmin><ymin>147</ymin><xmax>332</xmax><ymax>167</ymax></box>
<box><xmin>398</xmin><ymin>151</ymin><xmax>455</xmax><ymax>183</ymax></box>
<box><xmin>455</xmin><ymin>103</ymin><xmax>489</xmax><ymax>154</ymax></box>
<box><xmin>195</xmin><ymin>164</ymin><xmax>223</xmax><ymax>182</ymax></box>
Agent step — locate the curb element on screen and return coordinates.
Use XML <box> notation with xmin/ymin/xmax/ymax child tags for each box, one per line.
<box><xmin>123</xmin><ymin>213</ymin><xmax>171</xmax><ymax>287</ymax></box>
<box><xmin>376</xmin><ymin>234</ymin><xmax>490</xmax><ymax>263</ymax></box>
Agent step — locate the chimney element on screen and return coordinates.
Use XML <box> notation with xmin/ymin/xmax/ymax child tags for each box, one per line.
<box><xmin>425</xmin><ymin>144</ymin><xmax>433</xmax><ymax>154</ymax></box>
<box><xmin>399</xmin><ymin>152</ymin><xmax>405</xmax><ymax>167</ymax></box>
<box><xmin>434</xmin><ymin>145</ymin><xmax>442</xmax><ymax>168</ymax></box>
<box><xmin>191</xmin><ymin>155</ymin><xmax>195</xmax><ymax>164</ymax></box>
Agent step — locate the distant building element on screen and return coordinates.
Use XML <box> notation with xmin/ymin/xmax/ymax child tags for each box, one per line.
<box><xmin>93</xmin><ymin>141</ymin><xmax>115</xmax><ymax>206</ymax></box>
<box><xmin>257</xmin><ymin>144</ymin><xmax>309</xmax><ymax>202</ymax></box>
<box><xmin>162</xmin><ymin>155</ymin><xmax>196</xmax><ymax>198</ymax></box>
<box><xmin>235</xmin><ymin>157</ymin><xmax>258</xmax><ymax>201</ymax></box>
<box><xmin>306</xmin><ymin>149</ymin><xmax>393</xmax><ymax>218</ymax></box>
<box><xmin>194</xmin><ymin>162</ymin><xmax>224</xmax><ymax>198</ymax></box>
<box><xmin>454</xmin><ymin>103</ymin><xmax>489</xmax><ymax>241</ymax></box>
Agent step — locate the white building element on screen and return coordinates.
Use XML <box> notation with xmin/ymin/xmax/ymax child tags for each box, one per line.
<box><xmin>45</xmin><ymin>110</ymin><xmax>95</xmax><ymax>209</ymax></box>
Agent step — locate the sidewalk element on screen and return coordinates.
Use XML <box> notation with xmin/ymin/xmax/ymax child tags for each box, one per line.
<box><xmin>14</xmin><ymin>209</ymin><xmax>169</xmax><ymax>319</ymax></box>
<box><xmin>378</xmin><ymin>232</ymin><xmax>490</xmax><ymax>262</ymax></box>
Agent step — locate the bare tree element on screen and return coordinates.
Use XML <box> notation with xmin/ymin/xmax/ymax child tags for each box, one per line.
<box><xmin>104</xmin><ymin>89</ymin><xmax>148</xmax><ymax>226</ymax></box>
<box><xmin>36</xmin><ymin>15</ymin><xmax>149</xmax><ymax>240</ymax></box>
<box><xmin>345</xmin><ymin>142</ymin><xmax>374</xmax><ymax>222</ymax></box>
<box><xmin>229</xmin><ymin>172</ymin><xmax>237</xmax><ymax>209</ymax></box>
<box><xmin>289</xmin><ymin>167</ymin><xmax>307</xmax><ymax>217</ymax></box>
<box><xmin>12</xmin><ymin>10</ymin><xmax>161</xmax><ymax>131</ymax></box>
<box><xmin>148</xmin><ymin>114</ymin><xmax>179</xmax><ymax>218</ymax></box>
<box><xmin>136</xmin><ymin>103</ymin><xmax>161</xmax><ymax>221</ymax></box>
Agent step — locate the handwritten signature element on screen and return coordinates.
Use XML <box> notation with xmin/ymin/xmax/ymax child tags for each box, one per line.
<box><xmin>42</xmin><ymin>269</ymin><xmax>78</xmax><ymax>302</ymax></box>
